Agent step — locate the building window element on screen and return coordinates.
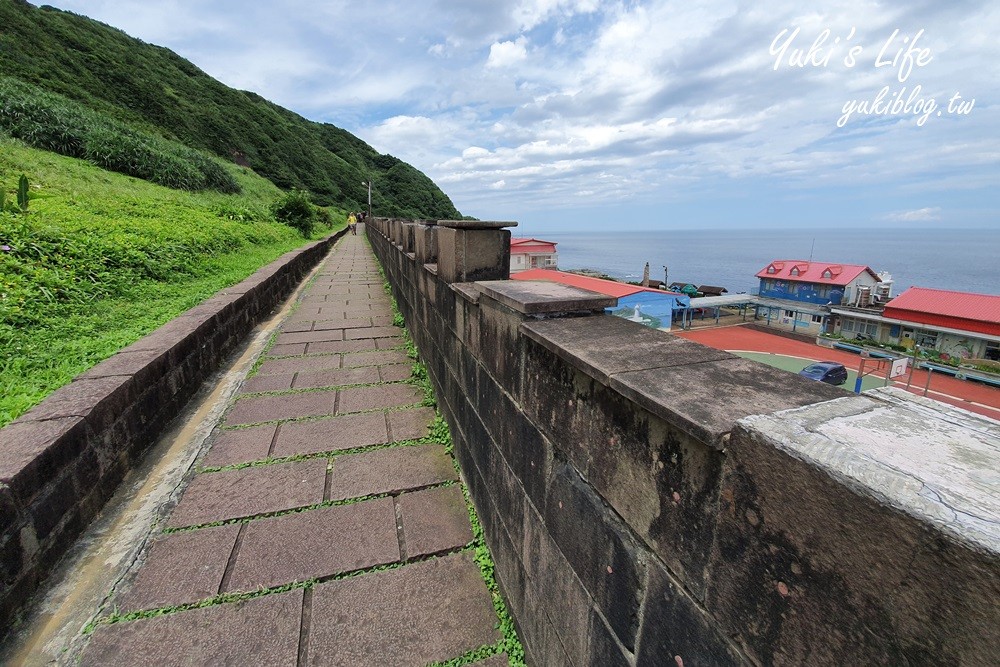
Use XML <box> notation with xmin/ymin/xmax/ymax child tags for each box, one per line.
<box><xmin>790</xmin><ymin>267</ymin><xmax>799</xmax><ymax>276</ymax></box>
<box><xmin>767</xmin><ymin>266</ymin><xmax>776</xmax><ymax>274</ymax></box>
<box><xmin>859</xmin><ymin>321</ymin><xmax>879</xmax><ymax>337</ymax></box>
<box><xmin>842</xmin><ymin>319</ymin><xmax>855</xmax><ymax>332</ymax></box>
<box><xmin>916</xmin><ymin>331</ymin><xmax>938</xmax><ymax>347</ymax></box>
<box><xmin>784</xmin><ymin>310</ymin><xmax>795</xmax><ymax>318</ymax></box>
<box><xmin>822</xmin><ymin>269</ymin><xmax>832</xmax><ymax>279</ymax></box>
<box><xmin>811</xmin><ymin>314</ymin><xmax>823</xmax><ymax>324</ymax></box>
<box><xmin>986</xmin><ymin>341</ymin><xmax>1000</xmax><ymax>361</ymax></box>
<box><xmin>817</xmin><ymin>285</ymin><xmax>830</xmax><ymax>298</ymax></box>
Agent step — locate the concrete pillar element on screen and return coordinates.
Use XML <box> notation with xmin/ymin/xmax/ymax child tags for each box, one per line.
<box><xmin>436</xmin><ymin>220</ymin><xmax>517</xmax><ymax>283</ymax></box>
<box><xmin>401</xmin><ymin>221</ymin><xmax>416</xmax><ymax>254</ymax></box>
<box><xmin>414</xmin><ymin>221</ymin><xmax>439</xmax><ymax>264</ymax></box>
<box><xmin>389</xmin><ymin>219</ymin><xmax>402</xmax><ymax>246</ymax></box>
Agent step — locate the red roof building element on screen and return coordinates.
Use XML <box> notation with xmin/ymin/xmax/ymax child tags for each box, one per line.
<box><xmin>832</xmin><ymin>286</ymin><xmax>1000</xmax><ymax>361</ymax></box>
<box><xmin>510</xmin><ymin>238</ymin><xmax>558</xmax><ymax>273</ymax></box>
<box><xmin>883</xmin><ymin>287</ymin><xmax>1000</xmax><ymax>337</ymax></box>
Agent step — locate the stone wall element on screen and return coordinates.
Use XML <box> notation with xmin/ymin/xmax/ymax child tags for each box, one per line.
<box><xmin>0</xmin><ymin>231</ymin><xmax>343</xmax><ymax>634</ymax></box>
<box><xmin>367</xmin><ymin>217</ymin><xmax>999</xmax><ymax>666</ymax></box>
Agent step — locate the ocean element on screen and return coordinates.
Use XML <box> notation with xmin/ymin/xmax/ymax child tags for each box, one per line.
<box><xmin>532</xmin><ymin>228</ymin><xmax>1000</xmax><ymax>296</ymax></box>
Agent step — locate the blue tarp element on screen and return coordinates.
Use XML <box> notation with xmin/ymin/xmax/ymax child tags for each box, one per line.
<box><xmin>608</xmin><ymin>292</ymin><xmax>690</xmax><ymax>330</ymax></box>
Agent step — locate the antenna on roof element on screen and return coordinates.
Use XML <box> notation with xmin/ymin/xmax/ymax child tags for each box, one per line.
<box><xmin>808</xmin><ymin>238</ymin><xmax>815</xmax><ymax>262</ymax></box>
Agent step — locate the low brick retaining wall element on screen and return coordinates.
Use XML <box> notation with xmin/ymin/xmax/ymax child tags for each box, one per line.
<box><xmin>368</xmin><ymin>217</ymin><xmax>999</xmax><ymax>666</ymax></box>
<box><xmin>0</xmin><ymin>230</ymin><xmax>343</xmax><ymax>634</ymax></box>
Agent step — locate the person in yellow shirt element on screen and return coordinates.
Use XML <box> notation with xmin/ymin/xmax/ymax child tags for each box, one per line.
<box><xmin>347</xmin><ymin>212</ymin><xmax>357</xmax><ymax>235</ymax></box>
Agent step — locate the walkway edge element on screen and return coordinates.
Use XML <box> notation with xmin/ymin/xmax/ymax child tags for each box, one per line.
<box><xmin>0</xmin><ymin>229</ymin><xmax>346</xmax><ymax>638</ymax></box>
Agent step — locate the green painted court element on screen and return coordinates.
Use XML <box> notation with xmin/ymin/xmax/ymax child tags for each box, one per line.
<box><xmin>733</xmin><ymin>351</ymin><xmax>887</xmax><ymax>393</ymax></box>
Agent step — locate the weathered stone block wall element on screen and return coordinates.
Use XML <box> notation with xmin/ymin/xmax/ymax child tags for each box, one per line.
<box><xmin>368</xmin><ymin>217</ymin><xmax>1000</xmax><ymax>666</ymax></box>
<box><xmin>0</xmin><ymin>231</ymin><xmax>344</xmax><ymax>633</ymax></box>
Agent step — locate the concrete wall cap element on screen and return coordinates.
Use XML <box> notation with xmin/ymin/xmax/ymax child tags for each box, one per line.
<box><xmin>451</xmin><ymin>283</ymin><xmax>481</xmax><ymax>305</ymax></box>
<box><xmin>436</xmin><ymin>220</ymin><xmax>518</xmax><ymax>230</ymax></box>
<box><xmin>738</xmin><ymin>386</ymin><xmax>1000</xmax><ymax>554</ymax></box>
<box><xmin>521</xmin><ymin>315</ymin><xmax>842</xmax><ymax>446</ymax></box>
<box><xmin>477</xmin><ymin>280</ymin><xmax>616</xmax><ymax>315</ymax></box>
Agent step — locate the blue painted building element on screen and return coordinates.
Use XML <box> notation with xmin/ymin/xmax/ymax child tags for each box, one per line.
<box><xmin>754</xmin><ymin>260</ymin><xmax>884</xmax><ymax>334</ymax></box>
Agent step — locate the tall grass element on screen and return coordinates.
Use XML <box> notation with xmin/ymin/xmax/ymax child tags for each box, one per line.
<box><xmin>0</xmin><ymin>77</ymin><xmax>240</xmax><ymax>193</ymax></box>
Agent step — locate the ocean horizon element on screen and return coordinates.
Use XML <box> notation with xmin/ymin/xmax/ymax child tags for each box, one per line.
<box><xmin>529</xmin><ymin>227</ymin><xmax>1000</xmax><ymax>296</ymax></box>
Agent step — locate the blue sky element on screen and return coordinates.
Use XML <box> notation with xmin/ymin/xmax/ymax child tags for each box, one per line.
<box><xmin>42</xmin><ymin>1</ymin><xmax>1000</xmax><ymax>232</ymax></box>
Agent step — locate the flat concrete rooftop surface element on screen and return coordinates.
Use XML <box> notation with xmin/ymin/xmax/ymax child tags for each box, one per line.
<box><xmin>70</xmin><ymin>231</ymin><xmax>509</xmax><ymax>666</ymax></box>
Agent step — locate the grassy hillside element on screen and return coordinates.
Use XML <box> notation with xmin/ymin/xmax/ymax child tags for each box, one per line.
<box><xmin>0</xmin><ymin>0</ymin><xmax>461</xmax><ymax>219</ymax></box>
<box><xmin>0</xmin><ymin>135</ymin><xmax>340</xmax><ymax>427</ymax></box>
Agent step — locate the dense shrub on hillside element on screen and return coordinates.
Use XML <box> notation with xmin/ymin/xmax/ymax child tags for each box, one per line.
<box><xmin>0</xmin><ymin>77</ymin><xmax>240</xmax><ymax>193</ymax></box>
<box><xmin>273</xmin><ymin>189</ymin><xmax>316</xmax><ymax>237</ymax></box>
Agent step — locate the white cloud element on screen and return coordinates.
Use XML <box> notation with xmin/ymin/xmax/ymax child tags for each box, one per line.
<box><xmin>39</xmin><ymin>0</ymin><xmax>1000</xmax><ymax>226</ymax></box>
<box><xmin>882</xmin><ymin>207</ymin><xmax>943</xmax><ymax>222</ymax></box>
<box><xmin>487</xmin><ymin>36</ymin><xmax>529</xmax><ymax>68</ymax></box>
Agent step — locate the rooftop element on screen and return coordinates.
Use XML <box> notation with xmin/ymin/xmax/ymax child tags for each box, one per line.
<box><xmin>510</xmin><ymin>237</ymin><xmax>557</xmax><ymax>252</ymax></box>
<box><xmin>512</xmin><ymin>268</ymin><xmax>680</xmax><ymax>299</ymax></box>
<box><xmin>756</xmin><ymin>260</ymin><xmax>879</xmax><ymax>286</ymax></box>
<box><xmin>884</xmin><ymin>287</ymin><xmax>1000</xmax><ymax>324</ymax></box>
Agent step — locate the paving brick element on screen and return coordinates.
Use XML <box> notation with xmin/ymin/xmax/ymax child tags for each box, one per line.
<box><xmin>275</xmin><ymin>329</ymin><xmax>345</xmax><ymax>345</ymax></box>
<box><xmin>292</xmin><ymin>366</ymin><xmax>380</xmax><ymax>390</ymax></box>
<box><xmin>225</xmin><ymin>390</ymin><xmax>337</xmax><ymax>425</ymax></box>
<box><xmin>202</xmin><ymin>424</ymin><xmax>277</xmax><ymax>467</ymax></box>
<box><xmin>344</xmin><ymin>326</ymin><xmax>403</xmax><ymax>340</ymax></box>
<box><xmin>387</xmin><ymin>407</ymin><xmax>435</xmax><ymax>441</ymax></box>
<box><xmin>226</xmin><ymin>500</ymin><xmax>399</xmax><ymax>591</ymax></box>
<box><xmin>116</xmin><ymin>525</ymin><xmax>239</xmax><ymax>612</ymax></box>
<box><xmin>311</xmin><ymin>317</ymin><xmax>371</xmax><ymax>331</ymax></box>
<box><xmin>306</xmin><ymin>339</ymin><xmax>379</xmax><ymax>354</ymax></box>
<box><xmin>341</xmin><ymin>305</ymin><xmax>377</xmax><ymax>315</ymax></box>
<box><xmin>167</xmin><ymin>459</ymin><xmax>327</xmax><ymax>528</ymax></box>
<box><xmin>376</xmin><ymin>336</ymin><xmax>406</xmax><ymax>350</ymax></box>
<box><xmin>257</xmin><ymin>355</ymin><xmax>341</xmax><ymax>376</ymax></box>
<box><xmin>342</xmin><ymin>351</ymin><xmax>410</xmax><ymax>368</ymax></box>
<box><xmin>272</xmin><ymin>413</ymin><xmax>389</xmax><ymax>457</ymax></box>
<box><xmin>307</xmin><ymin>553</ymin><xmax>498</xmax><ymax>666</ymax></box>
<box><xmin>80</xmin><ymin>589</ymin><xmax>303</xmax><ymax>666</ymax></box>
<box><xmin>327</xmin><ymin>445</ymin><xmax>457</xmax><ymax>501</ymax></box>
<box><xmin>379</xmin><ymin>364</ymin><xmax>413</xmax><ymax>383</ymax></box>
<box><xmin>267</xmin><ymin>342</ymin><xmax>307</xmax><ymax>357</ymax></box>
<box><xmin>240</xmin><ymin>373</ymin><xmax>295</xmax><ymax>393</ymax></box>
<box><xmin>280</xmin><ymin>320</ymin><xmax>314</xmax><ymax>333</ymax></box>
<box><xmin>400</xmin><ymin>486</ymin><xmax>473</xmax><ymax>558</ymax></box>
<box><xmin>337</xmin><ymin>384</ymin><xmax>424</xmax><ymax>413</ymax></box>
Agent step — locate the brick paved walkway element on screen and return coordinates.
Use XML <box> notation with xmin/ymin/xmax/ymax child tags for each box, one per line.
<box><xmin>78</xmin><ymin>231</ymin><xmax>506</xmax><ymax>666</ymax></box>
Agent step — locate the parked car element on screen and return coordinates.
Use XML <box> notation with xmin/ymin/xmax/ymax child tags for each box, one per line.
<box><xmin>799</xmin><ymin>361</ymin><xmax>848</xmax><ymax>385</ymax></box>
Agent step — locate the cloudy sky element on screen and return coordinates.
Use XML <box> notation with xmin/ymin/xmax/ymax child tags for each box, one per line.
<box><xmin>44</xmin><ymin>1</ymin><xmax>1000</xmax><ymax>231</ymax></box>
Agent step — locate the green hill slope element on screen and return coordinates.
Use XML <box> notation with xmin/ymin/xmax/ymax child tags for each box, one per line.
<box><xmin>0</xmin><ymin>136</ymin><xmax>337</xmax><ymax>426</ymax></box>
<box><xmin>0</xmin><ymin>0</ymin><xmax>461</xmax><ymax>219</ymax></box>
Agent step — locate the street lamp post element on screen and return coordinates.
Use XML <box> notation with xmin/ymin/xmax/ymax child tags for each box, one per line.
<box><xmin>361</xmin><ymin>181</ymin><xmax>372</xmax><ymax>219</ymax></box>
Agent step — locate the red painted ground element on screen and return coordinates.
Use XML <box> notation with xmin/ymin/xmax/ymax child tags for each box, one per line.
<box><xmin>676</xmin><ymin>325</ymin><xmax>1000</xmax><ymax>421</ymax></box>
